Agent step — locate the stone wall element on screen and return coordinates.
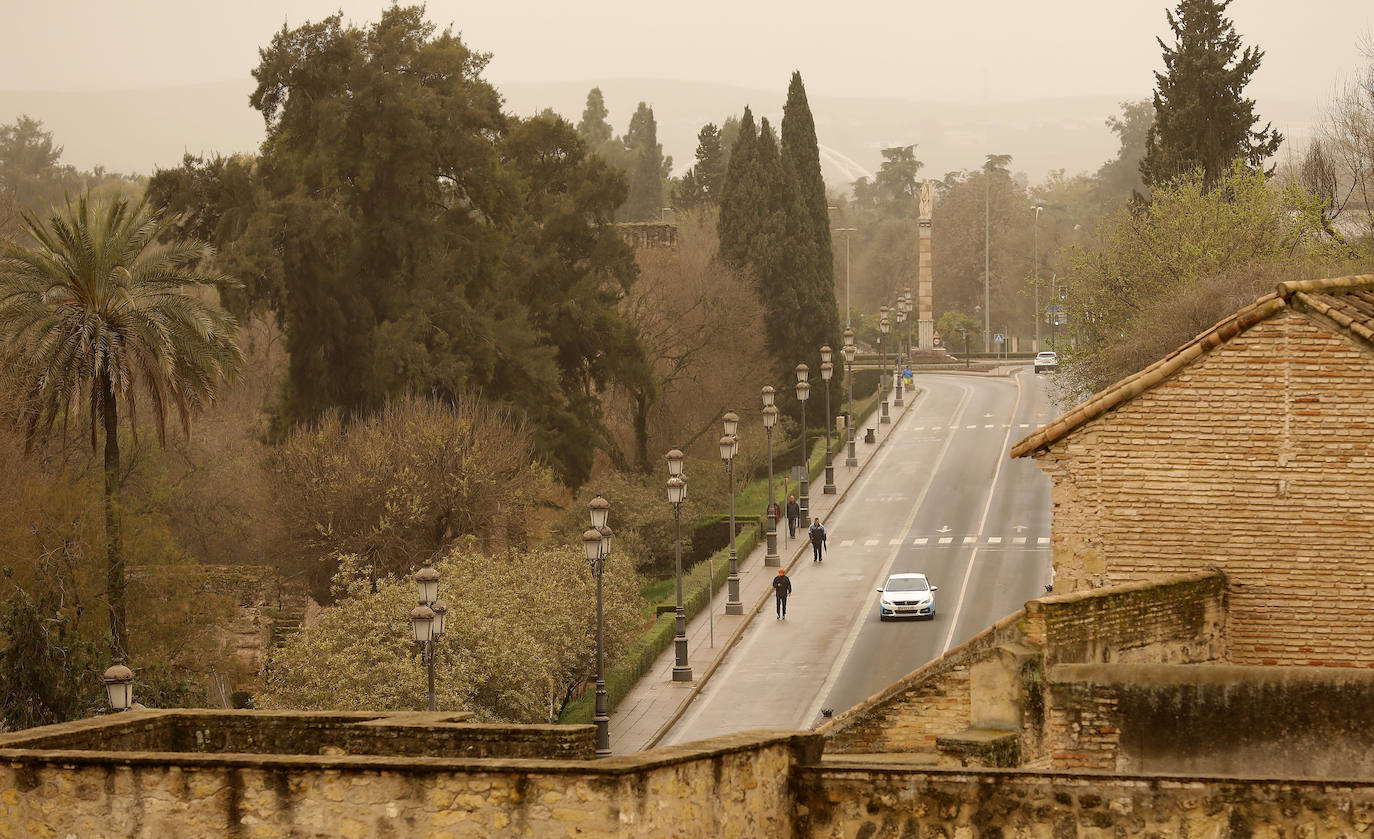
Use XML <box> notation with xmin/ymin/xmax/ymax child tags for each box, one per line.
<box><xmin>0</xmin><ymin>723</ymin><xmax>815</xmax><ymax>839</ymax></box>
<box><xmin>0</xmin><ymin>710</ymin><xmax>589</xmax><ymax>761</ymax></box>
<box><xmin>1047</xmin><ymin>663</ymin><xmax>1374</xmax><ymax>778</ymax></box>
<box><xmin>798</xmin><ymin>759</ymin><xmax>1374</xmax><ymax>838</ymax></box>
<box><xmin>820</xmin><ymin>571</ymin><xmax>1226</xmax><ymax>758</ymax></box>
<box><xmin>1036</xmin><ymin>311</ymin><xmax>1374</xmax><ymax>666</ymax></box>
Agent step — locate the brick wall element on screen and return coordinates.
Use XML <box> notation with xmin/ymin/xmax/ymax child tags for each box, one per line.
<box><xmin>1038</xmin><ymin>311</ymin><xmax>1374</xmax><ymax>665</ymax></box>
<box><xmin>798</xmin><ymin>760</ymin><xmax>1374</xmax><ymax>837</ymax></box>
<box><xmin>0</xmin><ymin>729</ymin><xmax>814</xmax><ymax>839</ymax></box>
<box><xmin>1047</xmin><ymin>663</ymin><xmax>1374</xmax><ymax>777</ymax></box>
<box><xmin>821</xmin><ymin>571</ymin><xmax>1226</xmax><ymax>758</ymax></box>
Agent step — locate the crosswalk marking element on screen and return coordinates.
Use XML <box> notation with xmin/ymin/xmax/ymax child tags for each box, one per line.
<box><xmin>987</xmin><ymin>536</ymin><xmax>1002</xmax><ymax>544</ymax></box>
<box><xmin>913</xmin><ymin>537</ymin><xmax>928</xmax><ymax>545</ymax></box>
<box><xmin>938</xmin><ymin>537</ymin><xmax>953</xmax><ymax>544</ymax></box>
<box><xmin>888</xmin><ymin>538</ymin><xmax>902</xmax><ymax>546</ymax></box>
<box><xmin>1020</xmin><ymin>423</ymin><xmax>1031</xmax><ymax>428</ymax></box>
<box><xmin>864</xmin><ymin>539</ymin><xmax>880</xmax><ymax>546</ymax></box>
<box><xmin>962</xmin><ymin>536</ymin><xmax>976</xmax><ymax>544</ymax></box>
<box><xmin>983</xmin><ymin>424</ymin><xmax>994</xmax><ymax>428</ymax></box>
<box><xmin>1013</xmin><ymin>537</ymin><xmax>1027</xmax><ymax>544</ymax></box>
<box><xmin>965</xmin><ymin>424</ymin><xmax>977</xmax><ymax>429</ymax></box>
<box><xmin>839</xmin><ymin>539</ymin><xmax>854</xmax><ymax>547</ymax></box>
<box><xmin>1037</xmin><ymin>537</ymin><xmax>1050</xmax><ymax>545</ymax></box>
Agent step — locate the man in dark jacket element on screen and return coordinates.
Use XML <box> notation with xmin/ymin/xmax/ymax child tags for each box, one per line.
<box><xmin>786</xmin><ymin>496</ymin><xmax>801</xmax><ymax>538</ymax></box>
<box><xmin>808</xmin><ymin>518</ymin><xmax>827</xmax><ymax>562</ymax></box>
<box><xmin>772</xmin><ymin>569</ymin><xmax>792</xmax><ymax>619</ymax></box>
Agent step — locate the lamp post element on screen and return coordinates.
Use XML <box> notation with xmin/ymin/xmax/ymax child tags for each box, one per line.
<box><xmin>904</xmin><ymin>286</ymin><xmax>914</xmax><ymax>359</ymax></box>
<box><xmin>893</xmin><ymin>306</ymin><xmax>906</xmax><ymax>407</ymax></box>
<box><xmin>762</xmin><ymin>387</ymin><xmax>780</xmax><ymax>567</ymax></box>
<box><xmin>720</xmin><ymin>413</ymin><xmax>743</xmax><ymax>615</ymax></box>
<box><xmin>820</xmin><ymin>347</ymin><xmax>836</xmax><ymax>495</ymax></box>
<box><xmin>833</xmin><ymin>227</ymin><xmax>857</xmax><ymax>327</ymax></box>
<box><xmin>795</xmin><ymin>364</ymin><xmax>810</xmax><ymax>523</ymax></box>
<box><xmin>410</xmin><ymin>559</ymin><xmax>444</xmax><ymax>711</ymax></box>
<box><xmin>103</xmin><ymin>662</ymin><xmax>134</xmax><ymax>712</ymax></box>
<box><xmin>666</xmin><ymin>449</ymin><xmax>691</xmax><ymax>681</ymax></box>
<box><xmin>843</xmin><ymin>328</ymin><xmax>858</xmax><ymax>466</ymax></box>
<box><xmin>878</xmin><ymin>308</ymin><xmax>891</xmax><ymax>424</ymax></box>
<box><xmin>582</xmin><ymin>494</ymin><xmax>613</xmax><ymax>756</ymax></box>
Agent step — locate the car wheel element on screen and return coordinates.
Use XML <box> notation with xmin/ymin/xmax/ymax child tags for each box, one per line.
<box><xmin>879</xmin><ymin>614</ymin><xmax>889</xmax><ymax>622</ymax></box>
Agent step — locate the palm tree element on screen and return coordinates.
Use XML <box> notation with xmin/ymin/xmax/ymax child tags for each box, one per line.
<box><xmin>0</xmin><ymin>194</ymin><xmax>243</xmax><ymax>659</ymax></box>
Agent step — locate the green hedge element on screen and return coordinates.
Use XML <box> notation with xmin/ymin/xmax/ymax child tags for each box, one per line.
<box><xmin>559</xmin><ymin>384</ymin><xmax>902</xmax><ymax>724</ymax></box>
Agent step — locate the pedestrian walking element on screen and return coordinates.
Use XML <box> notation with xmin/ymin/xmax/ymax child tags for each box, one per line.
<box><xmin>808</xmin><ymin>517</ymin><xmax>827</xmax><ymax>562</ymax></box>
<box><xmin>786</xmin><ymin>496</ymin><xmax>801</xmax><ymax>539</ymax></box>
<box><xmin>772</xmin><ymin>569</ymin><xmax>792</xmax><ymax>619</ymax></box>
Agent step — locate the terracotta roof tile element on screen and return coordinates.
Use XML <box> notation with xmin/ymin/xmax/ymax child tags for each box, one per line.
<box><xmin>1010</xmin><ymin>274</ymin><xmax>1374</xmax><ymax>459</ymax></box>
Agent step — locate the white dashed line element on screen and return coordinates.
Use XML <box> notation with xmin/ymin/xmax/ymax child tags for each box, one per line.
<box><xmin>839</xmin><ymin>539</ymin><xmax>854</xmax><ymax>547</ymax></box>
<box><xmin>965</xmin><ymin>425</ymin><xmax>977</xmax><ymax>429</ymax></box>
<box><xmin>983</xmin><ymin>424</ymin><xmax>994</xmax><ymax>429</ymax></box>
<box><xmin>938</xmin><ymin>537</ymin><xmax>953</xmax><ymax>545</ymax></box>
<box><xmin>913</xmin><ymin>537</ymin><xmax>928</xmax><ymax>545</ymax></box>
<box><xmin>864</xmin><ymin>539</ymin><xmax>880</xmax><ymax>546</ymax></box>
<box><xmin>962</xmin><ymin>536</ymin><xmax>977</xmax><ymax>544</ymax></box>
<box><xmin>987</xmin><ymin>536</ymin><xmax>1002</xmax><ymax>544</ymax></box>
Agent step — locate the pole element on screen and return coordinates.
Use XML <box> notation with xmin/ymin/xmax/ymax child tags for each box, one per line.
<box><xmin>426</xmin><ymin>640</ymin><xmax>435</xmax><ymax>712</ymax></box>
<box><xmin>725</xmin><ymin>451</ymin><xmax>742</xmax><ymax>614</ymax></box>
<box><xmin>984</xmin><ymin>167</ymin><xmax>991</xmax><ymax>353</ymax></box>
<box><xmin>798</xmin><ymin>396</ymin><xmax>809</xmax><ymax>524</ymax></box>
<box><xmin>822</xmin><ymin>374</ymin><xmax>835</xmax><ymax>494</ymax></box>
<box><xmin>845</xmin><ymin>352</ymin><xmax>857</xmax><ymax>466</ymax></box>
<box><xmin>1033</xmin><ymin>209</ymin><xmax>1041</xmax><ymax>351</ymax></box>
<box><xmin>879</xmin><ymin>335</ymin><xmax>890</xmax><ymax>424</ymax></box>
<box><xmin>671</xmin><ymin>503</ymin><xmax>691</xmax><ymax>681</ymax></box>
<box><xmin>765</xmin><ymin>426</ymin><xmax>779</xmax><ymax>566</ymax></box>
<box><xmin>593</xmin><ymin>553</ymin><xmax>609</xmax><ymax>755</ymax></box>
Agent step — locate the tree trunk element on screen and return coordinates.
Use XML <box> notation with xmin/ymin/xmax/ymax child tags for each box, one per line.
<box><xmin>633</xmin><ymin>390</ymin><xmax>652</xmax><ymax>474</ymax></box>
<box><xmin>102</xmin><ymin>372</ymin><xmax>127</xmax><ymax>659</ymax></box>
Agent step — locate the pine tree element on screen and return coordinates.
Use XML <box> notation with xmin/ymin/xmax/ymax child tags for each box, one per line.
<box><xmin>621</xmin><ymin>102</ymin><xmax>668</xmax><ymax>221</ymax></box>
<box><xmin>693</xmin><ymin>123</ymin><xmax>726</xmax><ymax>200</ymax></box>
<box><xmin>577</xmin><ymin>87</ymin><xmax>612</xmax><ymax>147</ymax></box>
<box><xmin>717</xmin><ymin>107</ymin><xmax>759</xmax><ymax>268</ymax></box>
<box><xmin>1140</xmin><ymin>0</ymin><xmax>1283</xmax><ymax>189</ymax></box>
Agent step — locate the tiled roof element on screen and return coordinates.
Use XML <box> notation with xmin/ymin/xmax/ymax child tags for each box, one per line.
<box><xmin>1010</xmin><ymin>274</ymin><xmax>1374</xmax><ymax>459</ymax></box>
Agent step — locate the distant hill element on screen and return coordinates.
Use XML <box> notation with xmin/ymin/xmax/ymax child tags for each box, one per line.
<box><xmin>0</xmin><ymin>78</ymin><xmax>1319</xmax><ymax>189</ymax></box>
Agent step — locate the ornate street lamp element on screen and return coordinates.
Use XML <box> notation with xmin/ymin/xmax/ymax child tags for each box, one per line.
<box><xmin>795</xmin><ymin>370</ymin><xmax>811</xmax><ymax>523</ymax></box>
<box><xmin>843</xmin><ymin>328</ymin><xmax>858</xmax><ymax>467</ymax></box>
<box><xmin>721</xmin><ymin>413</ymin><xmax>743</xmax><ymax>616</ymax></box>
<box><xmin>879</xmin><ymin>308</ymin><xmax>891</xmax><ymax>425</ymax></box>
<box><xmin>894</xmin><ymin>307</ymin><xmax>906</xmax><ymax>407</ymax></box>
<box><xmin>103</xmin><ymin>662</ymin><xmax>134</xmax><ymax>712</ymax></box>
<box><xmin>762</xmin><ymin>390</ymin><xmax>781</xmax><ymax>567</ymax></box>
<box><xmin>411</xmin><ymin>559</ymin><xmax>443</xmax><ymax>711</ymax></box>
<box><xmin>666</xmin><ymin>450</ymin><xmax>691</xmax><ymax>682</ymax></box>
<box><xmin>582</xmin><ymin>499</ymin><xmax>612</xmax><ymax>756</ymax></box>
<box><xmin>820</xmin><ymin>347</ymin><xmax>836</xmax><ymax>495</ymax></box>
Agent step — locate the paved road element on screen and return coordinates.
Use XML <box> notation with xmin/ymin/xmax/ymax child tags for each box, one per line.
<box><xmin>663</xmin><ymin>370</ymin><xmax>1055</xmax><ymax>744</ymax></box>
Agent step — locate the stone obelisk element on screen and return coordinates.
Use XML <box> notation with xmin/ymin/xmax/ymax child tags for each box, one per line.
<box><xmin>917</xmin><ymin>180</ymin><xmax>935</xmax><ymax>350</ymax></box>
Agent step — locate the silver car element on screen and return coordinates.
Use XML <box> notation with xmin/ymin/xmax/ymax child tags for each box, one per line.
<box><xmin>877</xmin><ymin>573</ymin><xmax>938</xmax><ymax>621</ymax></box>
<box><xmin>1033</xmin><ymin>351</ymin><xmax>1058</xmax><ymax>373</ymax></box>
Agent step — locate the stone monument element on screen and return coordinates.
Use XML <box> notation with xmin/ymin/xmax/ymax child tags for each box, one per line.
<box><xmin>917</xmin><ymin>180</ymin><xmax>934</xmax><ymax>350</ymax></box>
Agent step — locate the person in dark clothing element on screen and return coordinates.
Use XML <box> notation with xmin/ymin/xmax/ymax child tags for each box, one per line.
<box><xmin>785</xmin><ymin>496</ymin><xmax>801</xmax><ymax>538</ymax></box>
<box><xmin>772</xmin><ymin>569</ymin><xmax>792</xmax><ymax>619</ymax></box>
<box><xmin>808</xmin><ymin>518</ymin><xmax>827</xmax><ymax>562</ymax></box>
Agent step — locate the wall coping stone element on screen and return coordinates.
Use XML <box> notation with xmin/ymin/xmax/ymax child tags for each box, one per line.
<box><xmin>1027</xmin><ymin>569</ymin><xmax>1223</xmax><ymax>612</ymax></box>
<box><xmin>1051</xmin><ymin>662</ymin><xmax>1374</xmax><ymax>687</ymax></box>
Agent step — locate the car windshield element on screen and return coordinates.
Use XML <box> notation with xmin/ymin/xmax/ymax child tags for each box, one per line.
<box><xmin>885</xmin><ymin>577</ymin><xmax>929</xmax><ymax>592</ymax></box>
<box><xmin>1037</xmin><ymin>352</ymin><xmax>1055</xmax><ymax>359</ymax></box>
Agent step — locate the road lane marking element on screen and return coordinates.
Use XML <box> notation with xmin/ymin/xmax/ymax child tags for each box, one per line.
<box><xmin>888</xmin><ymin>538</ymin><xmax>902</xmax><ymax>546</ymax></box>
<box><xmin>938</xmin><ymin>537</ymin><xmax>953</xmax><ymax>544</ymax></box>
<box><xmin>983</xmin><ymin>424</ymin><xmax>994</xmax><ymax>428</ymax></box>
<box><xmin>840</xmin><ymin>539</ymin><xmax>854</xmax><ymax>547</ymax></box>
<box><xmin>864</xmin><ymin>539</ymin><xmax>879</xmax><ymax>546</ymax></box>
<box><xmin>1013</xmin><ymin>537</ymin><xmax>1027</xmax><ymax>544</ymax></box>
<box><xmin>803</xmin><ymin>379</ymin><xmax>974</xmax><ymax>728</ymax></box>
<box><xmin>962</xmin><ymin>536</ymin><xmax>976</xmax><ymax>544</ymax></box>
<box><xmin>913</xmin><ymin>537</ymin><xmax>928</xmax><ymax>545</ymax></box>
<box><xmin>965</xmin><ymin>424</ymin><xmax>977</xmax><ymax>429</ymax></box>
<box><xmin>987</xmin><ymin>536</ymin><xmax>1001</xmax><ymax>544</ymax></box>
<box><xmin>940</xmin><ymin>373</ymin><xmax>1027</xmax><ymax>654</ymax></box>
<box><xmin>1038</xmin><ymin>537</ymin><xmax>1050</xmax><ymax>545</ymax></box>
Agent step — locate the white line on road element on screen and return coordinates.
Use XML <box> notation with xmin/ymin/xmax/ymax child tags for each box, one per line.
<box><xmin>864</xmin><ymin>539</ymin><xmax>879</xmax><ymax>546</ymax></box>
<box><xmin>962</xmin><ymin>536</ymin><xmax>976</xmax><ymax>544</ymax></box>
<box><xmin>888</xmin><ymin>538</ymin><xmax>902</xmax><ymax>546</ymax></box>
<box><xmin>1014</xmin><ymin>537</ymin><xmax>1027</xmax><ymax>544</ymax></box>
<box><xmin>1037</xmin><ymin>537</ymin><xmax>1050</xmax><ymax>545</ymax></box>
<box><xmin>938</xmin><ymin>537</ymin><xmax>953</xmax><ymax>544</ymax></box>
<box><xmin>940</xmin><ymin>375</ymin><xmax>1026</xmax><ymax>654</ymax></box>
<box><xmin>914</xmin><ymin>538</ymin><xmax>928</xmax><ymax>545</ymax></box>
<box><xmin>840</xmin><ymin>539</ymin><xmax>854</xmax><ymax>547</ymax></box>
<box><xmin>802</xmin><ymin>380</ymin><xmax>974</xmax><ymax>728</ymax></box>
<box><xmin>988</xmin><ymin>537</ymin><xmax>1002</xmax><ymax>544</ymax></box>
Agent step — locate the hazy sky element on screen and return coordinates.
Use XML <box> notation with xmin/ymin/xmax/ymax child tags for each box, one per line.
<box><xmin>4</xmin><ymin>1</ymin><xmax>1371</xmax><ymax>107</ymax></box>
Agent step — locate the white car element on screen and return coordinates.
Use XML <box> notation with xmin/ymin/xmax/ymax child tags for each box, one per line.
<box><xmin>877</xmin><ymin>573</ymin><xmax>938</xmax><ymax>621</ymax></box>
<box><xmin>1033</xmin><ymin>351</ymin><xmax>1058</xmax><ymax>373</ymax></box>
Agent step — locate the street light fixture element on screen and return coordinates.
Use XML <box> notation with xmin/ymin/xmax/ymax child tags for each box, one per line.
<box><xmin>665</xmin><ymin>450</ymin><xmax>691</xmax><ymax>682</ymax></box>
<box><xmin>721</xmin><ymin>413</ymin><xmax>744</xmax><ymax>616</ymax></box>
<box><xmin>893</xmin><ymin>306</ymin><xmax>906</xmax><ymax>407</ymax></box>
<box><xmin>762</xmin><ymin>394</ymin><xmax>781</xmax><ymax>567</ymax></box>
<box><xmin>411</xmin><ymin>559</ymin><xmax>444</xmax><ymax>711</ymax></box>
<box><xmin>879</xmin><ymin>309</ymin><xmax>891</xmax><ymax>425</ymax></box>
<box><xmin>103</xmin><ymin>662</ymin><xmax>134</xmax><ymax>712</ymax></box>
<box><xmin>582</xmin><ymin>493</ymin><xmax>612</xmax><ymax>756</ymax></box>
<box><xmin>842</xmin><ymin>328</ymin><xmax>858</xmax><ymax>467</ymax></box>
<box><xmin>795</xmin><ymin>364</ymin><xmax>811</xmax><ymax>523</ymax></box>
<box><xmin>820</xmin><ymin>347</ymin><xmax>836</xmax><ymax>495</ymax></box>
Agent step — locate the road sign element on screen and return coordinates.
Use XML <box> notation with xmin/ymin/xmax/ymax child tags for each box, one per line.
<box><xmin>993</xmin><ymin>333</ymin><xmax>1005</xmax><ymax>345</ymax></box>
<box><xmin>932</xmin><ymin>329</ymin><xmax>942</xmax><ymax>348</ymax></box>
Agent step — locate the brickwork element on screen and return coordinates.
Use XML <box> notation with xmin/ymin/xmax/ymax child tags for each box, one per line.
<box><xmin>1037</xmin><ymin>311</ymin><xmax>1374</xmax><ymax>665</ymax></box>
<box><xmin>1046</xmin><ymin>663</ymin><xmax>1374</xmax><ymax>778</ymax></box>
<box><xmin>798</xmin><ymin>760</ymin><xmax>1374</xmax><ymax>837</ymax></box>
<box><xmin>821</xmin><ymin>572</ymin><xmax>1226</xmax><ymax>761</ymax></box>
<box><xmin>0</xmin><ymin>725</ymin><xmax>814</xmax><ymax>839</ymax></box>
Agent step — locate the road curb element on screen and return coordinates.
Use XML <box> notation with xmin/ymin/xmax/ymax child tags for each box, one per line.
<box><xmin>641</xmin><ymin>391</ymin><xmax>919</xmax><ymax>749</ymax></box>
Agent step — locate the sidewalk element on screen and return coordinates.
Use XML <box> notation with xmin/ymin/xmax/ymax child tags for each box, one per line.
<box><xmin>609</xmin><ymin>392</ymin><xmax>915</xmax><ymax>753</ymax></box>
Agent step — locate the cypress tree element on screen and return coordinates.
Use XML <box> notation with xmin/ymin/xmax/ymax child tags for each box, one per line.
<box><xmin>621</xmin><ymin>102</ymin><xmax>667</xmax><ymax>221</ymax></box>
<box><xmin>1140</xmin><ymin>0</ymin><xmax>1283</xmax><ymax>189</ymax></box>
<box><xmin>577</xmin><ymin>88</ymin><xmax>612</xmax><ymax>147</ymax></box>
<box><xmin>717</xmin><ymin>107</ymin><xmax>759</xmax><ymax>268</ymax></box>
